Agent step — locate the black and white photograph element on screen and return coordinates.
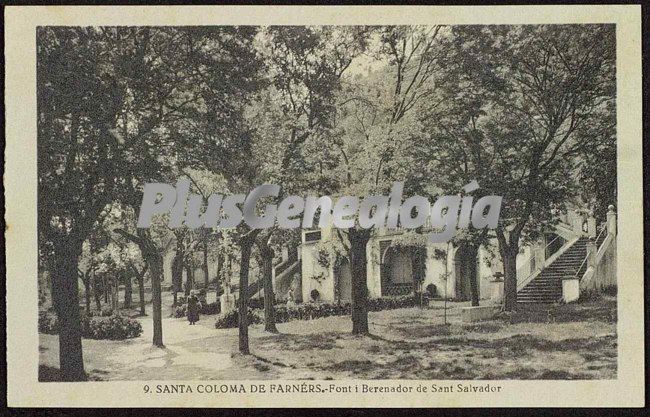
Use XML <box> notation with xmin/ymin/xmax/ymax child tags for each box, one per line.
<box><xmin>4</xmin><ymin>4</ymin><xmax>644</xmax><ymax>408</ymax></box>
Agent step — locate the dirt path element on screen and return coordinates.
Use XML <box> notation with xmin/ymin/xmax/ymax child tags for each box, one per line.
<box><xmin>39</xmin><ymin>296</ymin><xmax>617</xmax><ymax>381</ymax></box>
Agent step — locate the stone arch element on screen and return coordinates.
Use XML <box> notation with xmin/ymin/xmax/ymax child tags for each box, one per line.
<box><xmin>453</xmin><ymin>243</ymin><xmax>478</xmax><ymax>301</ymax></box>
<box><xmin>334</xmin><ymin>258</ymin><xmax>352</xmax><ymax>302</ymax></box>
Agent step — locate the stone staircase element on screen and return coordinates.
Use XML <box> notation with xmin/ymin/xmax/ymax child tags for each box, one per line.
<box><xmin>247</xmin><ymin>258</ymin><xmax>301</xmax><ymax>300</ymax></box>
<box><xmin>517</xmin><ymin>237</ymin><xmax>590</xmax><ymax>304</ymax></box>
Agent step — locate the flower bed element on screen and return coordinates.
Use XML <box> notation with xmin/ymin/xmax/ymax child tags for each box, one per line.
<box><xmin>38</xmin><ymin>310</ymin><xmax>142</xmax><ymax>340</ymax></box>
<box><xmin>214</xmin><ymin>308</ymin><xmax>263</xmax><ymax>329</ymax></box>
<box><xmin>214</xmin><ymin>295</ymin><xmax>418</xmax><ymax>328</ymax></box>
<box><xmin>272</xmin><ymin>295</ymin><xmax>417</xmax><ymax>322</ymax></box>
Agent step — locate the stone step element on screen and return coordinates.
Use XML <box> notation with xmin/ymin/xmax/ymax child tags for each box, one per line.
<box><xmin>517</xmin><ymin>237</ymin><xmax>589</xmax><ymax>301</ymax></box>
<box><xmin>518</xmin><ymin>292</ymin><xmax>561</xmax><ymax>298</ymax></box>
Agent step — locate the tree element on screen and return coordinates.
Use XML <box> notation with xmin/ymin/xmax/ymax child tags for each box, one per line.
<box><xmin>224</xmin><ymin>26</ymin><xmax>371</xmax><ymax>338</ymax></box>
<box><xmin>38</xmin><ymin>26</ymin><xmax>263</xmax><ymax>378</ymax></box>
<box><xmin>306</xmin><ymin>26</ymin><xmax>447</xmax><ymax>333</ymax></box>
<box><xmin>255</xmin><ymin>232</ymin><xmax>279</xmax><ymax>333</ymax></box>
<box><xmin>258</xmin><ymin>26</ymin><xmax>376</xmax><ymax>334</ymax></box>
<box><xmin>415</xmin><ymin>25</ymin><xmax>615</xmax><ymax>310</ymax></box>
<box><xmin>112</xmin><ymin>205</ymin><xmax>173</xmax><ymax>347</ymax></box>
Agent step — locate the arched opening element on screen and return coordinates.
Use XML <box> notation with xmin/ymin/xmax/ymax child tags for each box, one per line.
<box><xmin>453</xmin><ymin>244</ymin><xmax>478</xmax><ymax>301</ymax></box>
<box><xmin>379</xmin><ymin>241</ymin><xmax>426</xmax><ymax>297</ymax></box>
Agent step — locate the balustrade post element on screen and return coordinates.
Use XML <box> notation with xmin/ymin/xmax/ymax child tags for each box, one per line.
<box><xmin>534</xmin><ymin>240</ymin><xmax>545</xmax><ymax>272</ymax></box>
<box><xmin>586</xmin><ymin>238</ymin><xmax>597</xmax><ymax>268</ymax></box>
<box><xmin>281</xmin><ymin>246</ymin><xmax>289</xmax><ymax>262</ymax></box>
<box><xmin>606</xmin><ymin>205</ymin><xmax>617</xmax><ymax>237</ymax></box>
<box><xmin>587</xmin><ymin>210</ymin><xmax>597</xmax><ymax>238</ymax></box>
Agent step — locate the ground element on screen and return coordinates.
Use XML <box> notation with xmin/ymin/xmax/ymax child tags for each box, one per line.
<box><xmin>39</xmin><ymin>293</ymin><xmax>617</xmax><ymax>381</ymax></box>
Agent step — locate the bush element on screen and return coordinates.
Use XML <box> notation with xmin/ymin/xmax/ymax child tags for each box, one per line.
<box><xmin>248</xmin><ymin>298</ymin><xmax>265</xmax><ymax>309</ymax></box>
<box><xmin>201</xmin><ymin>302</ymin><xmax>220</xmax><ymax>315</ymax></box>
<box><xmin>38</xmin><ymin>310</ymin><xmax>142</xmax><ymax>340</ymax></box>
<box><xmin>82</xmin><ymin>314</ymin><xmax>143</xmax><ymax>340</ymax></box>
<box><xmin>86</xmin><ymin>306</ymin><xmax>114</xmax><ymax>317</ymax></box>
<box><xmin>171</xmin><ymin>304</ymin><xmax>187</xmax><ymax>318</ymax></box>
<box><xmin>214</xmin><ymin>309</ymin><xmax>262</xmax><ymax>329</ymax></box>
<box><xmin>251</xmin><ymin>295</ymin><xmax>418</xmax><ymax>324</ymax></box>
<box><xmin>171</xmin><ymin>301</ymin><xmax>221</xmax><ymax>318</ymax></box>
<box><xmin>210</xmin><ymin>295</ymin><xmax>418</xmax><ymax>328</ymax></box>
<box><xmin>368</xmin><ymin>295</ymin><xmax>417</xmax><ymax>311</ymax></box>
<box><xmin>38</xmin><ymin>310</ymin><xmax>59</xmax><ymax>334</ymax></box>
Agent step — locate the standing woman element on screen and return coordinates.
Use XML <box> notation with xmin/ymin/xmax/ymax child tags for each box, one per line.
<box><xmin>187</xmin><ymin>290</ymin><xmax>201</xmax><ymax>325</ymax></box>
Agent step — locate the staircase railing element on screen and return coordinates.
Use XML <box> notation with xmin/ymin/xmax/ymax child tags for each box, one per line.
<box><xmin>595</xmin><ymin>223</ymin><xmax>607</xmax><ymax>249</ymax></box>
<box><xmin>516</xmin><ymin>235</ymin><xmax>580</xmax><ymax>292</ymax></box>
<box><xmin>516</xmin><ymin>235</ymin><xmax>560</xmax><ymax>283</ymax></box>
<box><xmin>574</xmin><ymin>254</ymin><xmax>589</xmax><ymax>282</ymax></box>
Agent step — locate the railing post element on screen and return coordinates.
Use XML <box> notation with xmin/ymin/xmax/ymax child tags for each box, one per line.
<box><xmin>534</xmin><ymin>240</ymin><xmax>545</xmax><ymax>272</ymax></box>
<box><xmin>586</xmin><ymin>238</ymin><xmax>597</xmax><ymax>268</ymax></box>
<box><xmin>570</xmin><ymin>210</ymin><xmax>581</xmax><ymax>234</ymax></box>
<box><xmin>587</xmin><ymin>210</ymin><xmax>597</xmax><ymax>238</ymax></box>
<box><xmin>606</xmin><ymin>205</ymin><xmax>617</xmax><ymax>237</ymax></box>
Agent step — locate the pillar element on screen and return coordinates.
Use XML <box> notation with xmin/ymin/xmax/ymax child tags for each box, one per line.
<box><xmin>281</xmin><ymin>246</ymin><xmax>289</xmax><ymax>262</ymax></box>
<box><xmin>607</xmin><ymin>205</ymin><xmax>616</xmax><ymax>237</ymax></box>
<box><xmin>586</xmin><ymin>238</ymin><xmax>597</xmax><ymax>268</ymax></box>
<box><xmin>587</xmin><ymin>210</ymin><xmax>597</xmax><ymax>238</ymax></box>
<box><xmin>534</xmin><ymin>240</ymin><xmax>546</xmax><ymax>272</ymax></box>
<box><xmin>562</xmin><ymin>278</ymin><xmax>580</xmax><ymax>303</ymax></box>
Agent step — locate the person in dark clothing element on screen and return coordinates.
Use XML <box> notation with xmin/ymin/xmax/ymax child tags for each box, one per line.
<box><xmin>187</xmin><ymin>290</ymin><xmax>202</xmax><ymax>325</ymax></box>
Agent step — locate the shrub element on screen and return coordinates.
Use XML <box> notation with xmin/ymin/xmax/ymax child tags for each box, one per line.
<box><xmin>208</xmin><ymin>295</ymin><xmax>418</xmax><ymax>329</ymax></box>
<box><xmin>252</xmin><ymin>295</ymin><xmax>418</xmax><ymax>324</ymax></box>
<box><xmin>38</xmin><ymin>310</ymin><xmax>59</xmax><ymax>334</ymax></box>
<box><xmin>38</xmin><ymin>310</ymin><xmax>142</xmax><ymax>340</ymax></box>
<box><xmin>172</xmin><ymin>304</ymin><xmax>187</xmax><ymax>318</ymax></box>
<box><xmin>201</xmin><ymin>302</ymin><xmax>220</xmax><ymax>315</ymax></box>
<box><xmin>367</xmin><ymin>295</ymin><xmax>417</xmax><ymax>311</ymax></box>
<box><xmin>248</xmin><ymin>298</ymin><xmax>265</xmax><ymax>309</ymax></box>
<box><xmin>82</xmin><ymin>314</ymin><xmax>143</xmax><ymax>340</ymax></box>
<box><xmin>214</xmin><ymin>309</ymin><xmax>262</xmax><ymax>329</ymax></box>
<box><xmin>86</xmin><ymin>306</ymin><xmax>114</xmax><ymax>317</ymax></box>
<box><xmin>425</xmin><ymin>284</ymin><xmax>437</xmax><ymax>298</ymax></box>
<box><xmin>172</xmin><ymin>301</ymin><xmax>221</xmax><ymax>318</ymax></box>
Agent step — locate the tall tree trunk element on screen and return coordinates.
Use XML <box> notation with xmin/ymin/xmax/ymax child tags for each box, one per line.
<box><xmin>496</xmin><ymin>227</ymin><xmax>521</xmax><ymax>312</ymax></box>
<box><xmin>238</xmin><ymin>232</ymin><xmax>258</xmax><ymax>354</ymax></box>
<box><xmin>112</xmin><ymin>278</ymin><xmax>119</xmax><ymax>311</ymax></box>
<box><xmin>185</xmin><ymin>263</ymin><xmax>194</xmax><ymax>296</ymax></box>
<box><xmin>124</xmin><ymin>275</ymin><xmax>133</xmax><ymax>309</ymax></box>
<box><xmin>502</xmin><ymin>249</ymin><xmax>518</xmax><ymax>311</ymax></box>
<box><xmin>93</xmin><ymin>274</ymin><xmax>102</xmax><ymax>312</ymax></box>
<box><xmin>82</xmin><ymin>275</ymin><xmax>91</xmax><ymax>315</ymax></box>
<box><xmin>115</xmin><ymin>229</ymin><xmax>164</xmax><ymax>346</ymax></box>
<box><xmin>51</xmin><ymin>248</ymin><xmax>86</xmax><ymax>381</ymax></box>
<box><xmin>138</xmin><ymin>273</ymin><xmax>146</xmax><ymax>316</ymax></box>
<box><xmin>148</xmin><ymin>255</ymin><xmax>164</xmax><ymax>347</ymax></box>
<box><xmin>257</xmin><ymin>237</ymin><xmax>278</xmax><ymax>333</ymax></box>
<box><xmin>215</xmin><ymin>253</ymin><xmax>223</xmax><ymax>296</ymax></box>
<box><xmin>467</xmin><ymin>245</ymin><xmax>480</xmax><ymax>307</ymax></box>
<box><xmin>171</xmin><ymin>252</ymin><xmax>183</xmax><ymax>306</ymax></box>
<box><xmin>349</xmin><ymin>228</ymin><xmax>371</xmax><ymax>335</ymax></box>
<box><xmin>203</xmin><ymin>236</ymin><xmax>210</xmax><ymax>290</ymax></box>
<box><xmin>103</xmin><ymin>276</ymin><xmax>109</xmax><ymax>303</ymax></box>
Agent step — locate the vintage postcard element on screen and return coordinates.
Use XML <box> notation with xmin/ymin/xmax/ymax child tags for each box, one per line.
<box><xmin>4</xmin><ymin>5</ymin><xmax>644</xmax><ymax>408</ymax></box>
